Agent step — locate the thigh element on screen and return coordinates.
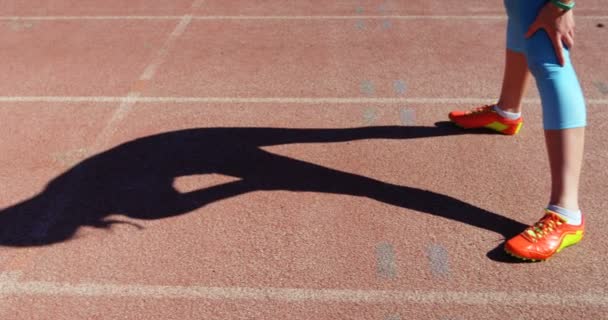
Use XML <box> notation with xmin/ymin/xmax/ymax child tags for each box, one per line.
<box><xmin>504</xmin><ymin>0</ymin><xmax>549</xmax><ymax>54</ymax></box>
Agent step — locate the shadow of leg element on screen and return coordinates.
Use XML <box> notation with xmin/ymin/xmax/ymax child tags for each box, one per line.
<box><xmin>239</xmin><ymin>150</ymin><xmax>527</xmax><ymax>239</ymax></box>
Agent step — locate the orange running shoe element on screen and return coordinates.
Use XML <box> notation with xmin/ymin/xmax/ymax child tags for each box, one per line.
<box><xmin>448</xmin><ymin>105</ymin><xmax>523</xmax><ymax>135</ymax></box>
<box><xmin>504</xmin><ymin>209</ymin><xmax>584</xmax><ymax>261</ymax></box>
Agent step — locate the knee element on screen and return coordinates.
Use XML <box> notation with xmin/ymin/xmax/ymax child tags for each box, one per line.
<box><xmin>524</xmin><ymin>30</ymin><xmax>569</xmax><ymax>79</ymax></box>
<box><xmin>526</xmin><ymin>53</ymin><xmax>563</xmax><ymax>80</ymax></box>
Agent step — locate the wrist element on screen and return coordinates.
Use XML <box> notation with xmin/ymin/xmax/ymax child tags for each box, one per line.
<box><xmin>550</xmin><ymin>0</ymin><xmax>576</xmax><ymax>11</ymax></box>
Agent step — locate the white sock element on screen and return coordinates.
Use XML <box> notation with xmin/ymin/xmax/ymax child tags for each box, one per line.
<box><xmin>493</xmin><ymin>104</ymin><xmax>521</xmax><ymax>120</ymax></box>
<box><xmin>547</xmin><ymin>204</ymin><xmax>582</xmax><ymax>225</ymax></box>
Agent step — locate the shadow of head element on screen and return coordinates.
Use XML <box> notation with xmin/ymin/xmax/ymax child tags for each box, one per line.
<box><xmin>0</xmin><ymin>124</ymin><xmax>522</xmax><ymax>250</ymax></box>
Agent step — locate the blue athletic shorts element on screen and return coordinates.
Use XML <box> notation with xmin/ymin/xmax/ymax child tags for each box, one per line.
<box><xmin>504</xmin><ymin>0</ymin><xmax>586</xmax><ymax>129</ymax></box>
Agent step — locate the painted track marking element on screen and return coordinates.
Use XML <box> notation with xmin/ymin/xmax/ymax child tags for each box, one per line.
<box><xmin>375</xmin><ymin>242</ymin><xmax>397</xmax><ymax>279</ymax></box>
<box><xmin>94</xmin><ymin>11</ymin><xmax>194</xmax><ymax>148</ymax></box>
<box><xmin>1</xmin><ymin>96</ymin><xmax>607</xmax><ymax>105</ymax></box>
<box><xmin>0</xmin><ymin>0</ymin><xmax>201</xmax><ymax>277</ymax></box>
<box><xmin>0</xmin><ymin>272</ymin><xmax>607</xmax><ymax>307</ymax></box>
<box><xmin>0</xmin><ymin>15</ymin><xmax>607</xmax><ymax>21</ymax></box>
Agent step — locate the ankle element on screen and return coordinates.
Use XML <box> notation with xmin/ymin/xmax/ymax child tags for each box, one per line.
<box><xmin>495</xmin><ymin>100</ymin><xmax>522</xmax><ymax>114</ymax></box>
<box><xmin>549</xmin><ymin>197</ymin><xmax>579</xmax><ymax>212</ymax></box>
<box><xmin>492</xmin><ymin>104</ymin><xmax>521</xmax><ymax>120</ymax></box>
<box><xmin>497</xmin><ymin>106</ymin><xmax>521</xmax><ymax>113</ymax></box>
<box><xmin>547</xmin><ymin>203</ymin><xmax>582</xmax><ymax>225</ymax></box>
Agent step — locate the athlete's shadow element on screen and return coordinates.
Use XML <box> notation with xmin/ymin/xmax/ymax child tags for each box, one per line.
<box><xmin>0</xmin><ymin>122</ymin><xmax>525</xmax><ymax>261</ymax></box>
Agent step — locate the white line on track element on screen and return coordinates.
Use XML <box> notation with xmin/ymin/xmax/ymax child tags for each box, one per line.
<box><xmin>0</xmin><ymin>272</ymin><xmax>606</xmax><ymax>307</ymax></box>
<box><xmin>140</xmin><ymin>15</ymin><xmax>192</xmax><ymax>81</ymax></box>
<box><xmin>92</xmin><ymin>8</ymin><xmax>195</xmax><ymax>148</ymax></box>
<box><xmin>0</xmin><ymin>15</ymin><xmax>606</xmax><ymax>21</ymax></box>
<box><xmin>0</xmin><ymin>96</ymin><xmax>607</xmax><ymax>105</ymax></box>
<box><xmin>12</xmin><ymin>4</ymin><xmax>199</xmax><ymax>243</ymax></box>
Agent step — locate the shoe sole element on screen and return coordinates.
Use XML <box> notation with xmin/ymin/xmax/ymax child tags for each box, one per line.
<box><xmin>449</xmin><ymin>120</ymin><xmax>521</xmax><ymax>135</ymax></box>
<box><xmin>504</xmin><ymin>248</ymin><xmax>543</xmax><ymax>262</ymax></box>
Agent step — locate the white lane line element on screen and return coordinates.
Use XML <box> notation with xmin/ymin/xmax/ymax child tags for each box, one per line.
<box><xmin>196</xmin><ymin>15</ymin><xmax>512</xmax><ymax>20</ymax></box>
<box><xmin>0</xmin><ymin>15</ymin><xmax>606</xmax><ymax>21</ymax></box>
<box><xmin>93</xmin><ymin>8</ymin><xmax>195</xmax><ymax>147</ymax></box>
<box><xmin>0</xmin><ymin>273</ymin><xmax>606</xmax><ymax>307</ymax></box>
<box><xmin>1</xmin><ymin>96</ymin><xmax>607</xmax><ymax>105</ymax></box>
<box><xmin>139</xmin><ymin>2</ymin><xmax>200</xmax><ymax>80</ymax></box>
<box><xmin>18</xmin><ymin>5</ymin><xmax>199</xmax><ymax>242</ymax></box>
<box><xmin>0</xmin><ymin>16</ymin><xmax>182</xmax><ymax>20</ymax></box>
<box><xmin>140</xmin><ymin>15</ymin><xmax>192</xmax><ymax>81</ymax></box>
<box><xmin>92</xmin><ymin>92</ymin><xmax>141</xmax><ymax>146</ymax></box>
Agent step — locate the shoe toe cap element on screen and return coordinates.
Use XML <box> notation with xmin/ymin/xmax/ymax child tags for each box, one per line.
<box><xmin>505</xmin><ymin>235</ymin><xmax>543</xmax><ymax>260</ymax></box>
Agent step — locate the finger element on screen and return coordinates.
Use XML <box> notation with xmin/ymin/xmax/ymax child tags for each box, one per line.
<box><xmin>525</xmin><ymin>22</ymin><xmax>541</xmax><ymax>39</ymax></box>
<box><xmin>552</xmin><ymin>35</ymin><xmax>565</xmax><ymax>66</ymax></box>
<box><xmin>564</xmin><ymin>33</ymin><xmax>575</xmax><ymax>49</ymax></box>
<box><xmin>569</xmin><ymin>29</ymin><xmax>575</xmax><ymax>41</ymax></box>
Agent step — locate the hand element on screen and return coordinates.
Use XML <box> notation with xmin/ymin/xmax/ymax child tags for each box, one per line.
<box><xmin>525</xmin><ymin>2</ymin><xmax>575</xmax><ymax>66</ymax></box>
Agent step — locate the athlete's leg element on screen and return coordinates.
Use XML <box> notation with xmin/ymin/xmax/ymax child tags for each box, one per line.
<box><xmin>504</xmin><ymin>0</ymin><xmax>586</xmax><ymax>260</ymax></box>
<box><xmin>545</xmin><ymin>128</ymin><xmax>585</xmax><ymax>211</ymax></box>
<box><xmin>497</xmin><ymin>0</ymin><xmax>532</xmax><ymax>114</ymax></box>
<box><xmin>447</xmin><ymin>50</ymin><xmax>527</xmax><ymax>135</ymax></box>
<box><xmin>496</xmin><ymin>49</ymin><xmax>531</xmax><ymax>113</ymax></box>
<box><xmin>520</xmin><ymin>1</ymin><xmax>587</xmax><ymax>212</ymax></box>
<box><xmin>447</xmin><ymin>1</ymin><xmax>529</xmax><ymax>135</ymax></box>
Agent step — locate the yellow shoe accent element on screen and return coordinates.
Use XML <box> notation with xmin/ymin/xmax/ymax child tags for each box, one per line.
<box><xmin>556</xmin><ymin>230</ymin><xmax>584</xmax><ymax>253</ymax></box>
<box><xmin>484</xmin><ymin>121</ymin><xmax>509</xmax><ymax>132</ymax></box>
<box><xmin>512</xmin><ymin>122</ymin><xmax>523</xmax><ymax>134</ymax></box>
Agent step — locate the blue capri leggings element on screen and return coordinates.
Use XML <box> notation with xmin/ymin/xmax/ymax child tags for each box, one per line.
<box><xmin>504</xmin><ymin>0</ymin><xmax>586</xmax><ymax>129</ymax></box>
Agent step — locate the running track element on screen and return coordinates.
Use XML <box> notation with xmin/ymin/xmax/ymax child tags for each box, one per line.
<box><xmin>1</xmin><ymin>1</ymin><xmax>607</xmax><ymax>319</ymax></box>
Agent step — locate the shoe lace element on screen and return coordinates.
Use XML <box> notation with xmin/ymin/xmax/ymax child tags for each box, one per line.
<box><xmin>523</xmin><ymin>213</ymin><xmax>564</xmax><ymax>242</ymax></box>
<box><xmin>466</xmin><ymin>105</ymin><xmax>494</xmax><ymax>115</ymax></box>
